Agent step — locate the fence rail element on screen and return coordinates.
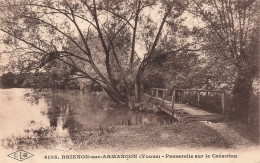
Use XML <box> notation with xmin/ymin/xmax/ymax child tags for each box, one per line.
<box><xmin>151</xmin><ymin>88</ymin><xmax>167</xmax><ymax>98</ymax></box>
<box><xmin>150</xmin><ymin>88</ymin><xmax>226</xmax><ymax>114</ymax></box>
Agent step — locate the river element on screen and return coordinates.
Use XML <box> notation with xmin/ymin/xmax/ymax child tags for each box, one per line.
<box><xmin>0</xmin><ymin>88</ymin><xmax>171</xmax><ymax>149</ymax></box>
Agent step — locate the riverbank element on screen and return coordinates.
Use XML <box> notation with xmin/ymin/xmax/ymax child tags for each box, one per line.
<box><xmin>3</xmin><ymin>121</ymin><xmax>256</xmax><ymax>151</ymax></box>
<box><xmin>95</xmin><ymin>122</ymin><xmax>232</xmax><ymax>151</ymax></box>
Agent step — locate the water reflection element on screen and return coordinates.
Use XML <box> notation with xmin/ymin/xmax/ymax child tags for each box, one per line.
<box><xmin>0</xmin><ymin>88</ymin><xmax>172</xmax><ymax>148</ymax></box>
<box><xmin>0</xmin><ymin>88</ymin><xmax>50</xmax><ymax>139</ymax></box>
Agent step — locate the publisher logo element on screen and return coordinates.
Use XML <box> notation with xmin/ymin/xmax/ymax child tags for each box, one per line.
<box><xmin>8</xmin><ymin>149</ymin><xmax>34</xmax><ymax>161</ymax></box>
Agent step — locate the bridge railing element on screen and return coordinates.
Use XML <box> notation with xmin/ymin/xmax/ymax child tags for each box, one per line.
<box><xmin>150</xmin><ymin>88</ymin><xmax>226</xmax><ymax>114</ymax></box>
<box><xmin>150</xmin><ymin>88</ymin><xmax>175</xmax><ymax>111</ymax></box>
<box><xmin>151</xmin><ymin>88</ymin><xmax>167</xmax><ymax>98</ymax></box>
<box><xmin>174</xmin><ymin>89</ymin><xmax>225</xmax><ymax>114</ymax></box>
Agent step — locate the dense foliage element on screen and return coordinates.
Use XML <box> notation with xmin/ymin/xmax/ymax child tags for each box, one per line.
<box><xmin>0</xmin><ymin>0</ymin><xmax>258</xmax><ymax>123</ymax></box>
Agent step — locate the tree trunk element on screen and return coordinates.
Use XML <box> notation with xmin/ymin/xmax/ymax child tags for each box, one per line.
<box><xmin>134</xmin><ymin>78</ymin><xmax>141</xmax><ymax>102</ymax></box>
<box><xmin>128</xmin><ymin>100</ymin><xmax>133</xmax><ymax>110</ymax></box>
<box><xmin>232</xmin><ymin>69</ymin><xmax>253</xmax><ymax>123</ymax></box>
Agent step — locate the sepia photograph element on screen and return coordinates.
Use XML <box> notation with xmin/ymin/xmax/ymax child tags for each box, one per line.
<box><xmin>0</xmin><ymin>0</ymin><xmax>259</xmax><ymax>162</ymax></box>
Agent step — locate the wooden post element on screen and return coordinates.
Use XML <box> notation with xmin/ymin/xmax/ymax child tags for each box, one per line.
<box><xmin>151</xmin><ymin>89</ymin><xmax>154</xmax><ymax>97</ymax></box>
<box><xmin>182</xmin><ymin>90</ymin><xmax>185</xmax><ymax>102</ymax></box>
<box><xmin>221</xmin><ymin>93</ymin><xmax>225</xmax><ymax>114</ymax></box>
<box><xmin>162</xmin><ymin>90</ymin><xmax>165</xmax><ymax>106</ymax></box>
<box><xmin>172</xmin><ymin>89</ymin><xmax>175</xmax><ymax>110</ymax></box>
<box><xmin>156</xmin><ymin>89</ymin><xmax>158</xmax><ymax>98</ymax></box>
<box><xmin>197</xmin><ymin>91</ymin><xmax>200</xmax><ymax>108</ymax></box>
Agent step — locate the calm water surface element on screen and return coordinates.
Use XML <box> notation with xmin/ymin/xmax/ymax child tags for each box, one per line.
<box><xmin>0</xmin><ymin>88</ymin><xmax>171</xmax><ymax>143</ymax></box>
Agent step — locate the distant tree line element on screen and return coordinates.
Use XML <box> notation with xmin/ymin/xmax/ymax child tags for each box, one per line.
<box><xmin>0</xmin><ymin>71</ymin><xmax>102</xmax><ymax>91</ymax></box>
<box><xmin>0</xmin><ymin>72</ymin><xmax>28</xmax><ymax>88</ymax></box>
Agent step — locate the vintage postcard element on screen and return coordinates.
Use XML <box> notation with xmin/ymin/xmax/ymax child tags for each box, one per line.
<box><xmin>0</xmin><ymin>0</ymin><xmax>259</xmax><ymax>163</ymax></box>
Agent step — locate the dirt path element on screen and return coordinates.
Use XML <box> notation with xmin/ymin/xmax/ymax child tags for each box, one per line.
<box><xmin>204</xmin><ymin>122</ymin><xmax>255</xmax><ymax>148</ymax></box>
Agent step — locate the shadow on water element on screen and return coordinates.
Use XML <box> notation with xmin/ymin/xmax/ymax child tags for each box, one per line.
<box><xmin>45</xmin><ymin>90</ymin><xmax>173</xmax><ymax>127</ymax></box>
<box><xmin>47</xmin><ymin>90</ymin><xmax>174</xmax><ymax>147</ymax></box>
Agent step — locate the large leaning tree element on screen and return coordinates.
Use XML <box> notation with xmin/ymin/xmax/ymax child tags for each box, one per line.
<box><xmin>188</xmin><ymin>0</ymin><xmax>259</xmax><ymax>122</ymax></box>
<box><xmin>0</xmin><ymin>0</ymin><xmax>189</xmax><ymax>109</ymax></box>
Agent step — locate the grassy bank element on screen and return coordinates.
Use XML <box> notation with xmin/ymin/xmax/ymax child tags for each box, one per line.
<box><xmin>92</xmin><ymin>122</ymin><xmax>232</xmax><ymax>151</ymax></box>
<box><xmin>2</xmin><ymin>122</ymin><xmax>233</xmax><ymax>150</ymax></box>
